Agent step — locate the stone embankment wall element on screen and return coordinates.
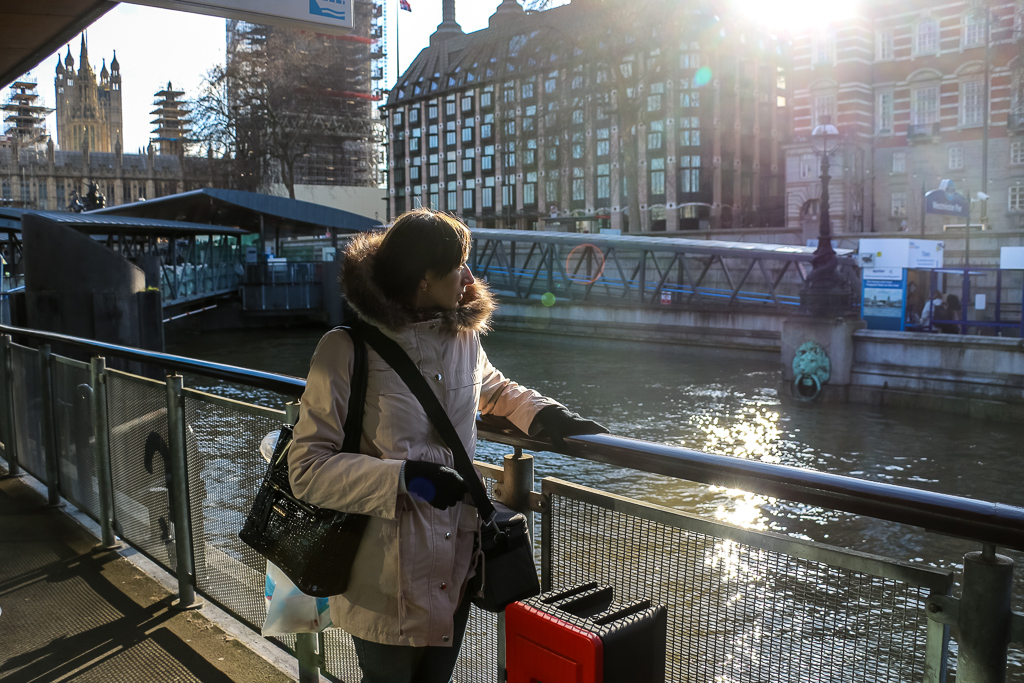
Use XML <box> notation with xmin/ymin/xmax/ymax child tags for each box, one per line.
<box><xmin>492</xmin><ymin>299</ymin><xmax>1024</xmax><ymax>419</ymax></box>
<box><xmin>849</xmin><ymin>330</ymin><xmax>1024</xmax><ymax>420</ymax></box>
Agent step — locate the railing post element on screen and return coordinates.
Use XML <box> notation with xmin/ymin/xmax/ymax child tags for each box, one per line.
<box><xmin>90</xmin><ymin>357</ymin><xmax>119</xmax><ymax>549</ymax></box>
<box><xmin>38</xmin><ymin>344</ymin><xmax>63</xmax><ymax>507</ymax></box>
<box><xmin>0</xmin><ymin>334</ymin><xmax>21</xmax><ymax>477</ymax></box>
<box><xmin>493</xmin><ymin>446</ymin><xmax>534</xmax><ymax>683</ymax></box>
<box><xmin>286</xmin><ymin>400</ymin><xmax>320</xmax><ymax>683</ymax></box>
<box><xmin>165</xmin><ymin>374</ymin><xmax>203</xmax><ymax>610</ymax></box>
<box><xmin>956</xmin><ymin>544</ymin><xmax>1013</xmax><ymax>683</ymax></box>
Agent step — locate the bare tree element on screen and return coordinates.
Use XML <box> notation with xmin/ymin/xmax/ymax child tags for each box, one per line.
<box><xmin>519</xmin><ymin>0</ymin><xmax>691</xmax><ymax>231</ymax></box>
<box><xmin>190</xmin><ymin>26</ymin><xmax>372</xmax><ymax>198</ymax></box>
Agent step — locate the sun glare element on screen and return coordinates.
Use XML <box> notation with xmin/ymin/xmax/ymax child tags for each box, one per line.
<box><xmin>731</xmin><ymin>0</ymin><xmax>863</xmax><ymax>32</ymax></box>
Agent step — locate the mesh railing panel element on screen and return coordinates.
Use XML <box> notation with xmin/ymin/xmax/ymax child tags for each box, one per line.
<box><xmin>10</xmin><ymin>343</ymin><xmax>45</xmax><ymax>479</ymax></box>
<box><xmin>183</xmin><ymin>390</ymin><xmax>283</xmax><ymax>633</ymax></box>
<box><xmin>105</xmin><ymin>371</ymin><xmax>176</xmax><ymax>571</ymax></box>
<box><xmin>544</xmin><ymin>484</ymin><xmax>940</xmax><ymax>683</ymax></box>
<box><xmin>53</xmin><ymin>356</ymin><xmax>100</xmax><ymax>521</ymax></box>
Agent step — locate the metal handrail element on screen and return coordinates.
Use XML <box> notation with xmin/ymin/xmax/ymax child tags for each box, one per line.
<box><xmin>0</xmin><ymin>324</ymin><xmax>305</xmax><ymax>396</ymax></box>
<box><xmin>4</xmin><ymin>322</ymin><xmax>1023</xmax><ymax>551</ymax></box>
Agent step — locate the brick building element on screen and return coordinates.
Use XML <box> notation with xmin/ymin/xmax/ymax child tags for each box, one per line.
<box><xmin>382</xmin><ymin>0</ymin><xmax>790</xmax><ymax>232</ymax></box>
<box><xmin>786</xmin><ymin>0</ymin><xmax>1024</xmax><ymax>238</ymax></box>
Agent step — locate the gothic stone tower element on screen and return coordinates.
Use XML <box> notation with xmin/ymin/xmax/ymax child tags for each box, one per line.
<box><xmin>54</xmin><ymin>36</ymin><xmax>122</xmax><ymax>153</ymax></box>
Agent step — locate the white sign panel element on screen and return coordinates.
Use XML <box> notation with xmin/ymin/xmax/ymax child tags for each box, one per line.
<box><xmin>1001</xmin><ymin>246</ymin><xmax>1024</xmax><ymax>269</ymax></box>
<box><xmin>126</xmin><ymin>0</ymin><xmax>353</xmax><ymax>33</ymax></box>
<box><xmin>857</xmin><ymin>238</ymin><xmax>944</xmax><ymax>270</ymax></box>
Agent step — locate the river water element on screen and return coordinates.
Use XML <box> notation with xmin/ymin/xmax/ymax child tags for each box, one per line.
<box><xmin>167</xmin><ymin>324</ymin><xmax>1024</xmax><ymax>675</ymax></box>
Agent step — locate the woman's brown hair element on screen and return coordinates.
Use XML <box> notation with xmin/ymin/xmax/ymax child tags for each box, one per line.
<box><xmin>372</xmin><ymin>208</ymin><xmax>471</xmax><ymax>303</ymax></box>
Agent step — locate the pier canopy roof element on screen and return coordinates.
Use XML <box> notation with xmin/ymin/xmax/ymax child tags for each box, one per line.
<box><xmin>0</xmin><ymin>207</ymin><xmax>247</xmax><ymax>237</ymax></box>
<box><xmin>0</xmin><ymin>0</ymin><xmax>116</xmax><ymax>89</ymax></box>
<box><xmin>91</xmin><ymin>188</ymin><xmax>381</xmax><ymax>239</ymax></box>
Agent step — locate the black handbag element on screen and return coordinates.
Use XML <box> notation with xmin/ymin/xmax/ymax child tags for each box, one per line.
<box><xmin>359</xmin><ymin>323</ymin><xmax>540</xmax><ymax>612</ymax></box>
<box><xmin>239</xmin><ymin>327</ymin><xmax>370</xmax><ymax>598</ymax></box>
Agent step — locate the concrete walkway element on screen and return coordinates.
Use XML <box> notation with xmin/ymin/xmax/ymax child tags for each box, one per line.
<box><xmin>0</xmin><ymin>465</ymin><xmax>298</xmax><ymax>683</ymax></box>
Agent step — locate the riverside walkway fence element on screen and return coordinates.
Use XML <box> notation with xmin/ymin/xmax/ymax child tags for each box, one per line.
<box><xmin>1</xmin><ymin>323</ymin><xmax>1022</xmax><ymax>683</ymax></box>
<box><xmin>467</xmin><ymin>229</ymin><xmax>863</xmax><ymax>311</ymax></box>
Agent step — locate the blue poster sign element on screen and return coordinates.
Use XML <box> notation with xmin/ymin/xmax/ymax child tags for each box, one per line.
<box><xmin>862</xmin><ymin>274</ymin><xmax>907</xmax><ymax>331</ymax></box>
<box><xmin>924</xmin><ymin>180</ymin><xmax>969</xmax><ymax>217</ymax></box>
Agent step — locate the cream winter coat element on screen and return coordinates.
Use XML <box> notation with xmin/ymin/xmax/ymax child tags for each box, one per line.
<box><xmin>288</xmin><ymin>231</ymin><xmax>556</xmax><ymax>647</ymax></box>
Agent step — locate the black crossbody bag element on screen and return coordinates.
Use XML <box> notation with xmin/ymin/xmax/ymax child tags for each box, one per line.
<box><xmin>359</xmin><ymin>322</ymin><xmax>540</xmax><ymax>613</ymax></box>
<box><xmin>239</xmin><ymin>327</ymin><xmax>370</xmax><ymax>598</ymax></box>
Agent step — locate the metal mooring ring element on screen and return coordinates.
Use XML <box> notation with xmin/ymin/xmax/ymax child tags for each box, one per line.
<box><xmin>793</xmin><ymin>373</ymin><xmax>822</xmax><ymax>402</ymax></box>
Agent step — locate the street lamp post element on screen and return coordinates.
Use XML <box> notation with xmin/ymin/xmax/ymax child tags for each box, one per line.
<box><xmin>800</xmin><ymin>115</ymin><xmax>852</xmax><ymax>316</ymax></box>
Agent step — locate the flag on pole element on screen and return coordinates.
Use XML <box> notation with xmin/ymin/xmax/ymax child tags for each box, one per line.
<box><xmin>400</xmin><ymin>0</ymin><xmax>411</xmax><ymax>11</ymax></box>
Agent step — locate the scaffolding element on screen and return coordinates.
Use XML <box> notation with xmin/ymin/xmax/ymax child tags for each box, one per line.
<box><xmin>224</xmin><ymin>0</ymin><xmax>385</xmax><ymax>189</ymax></box>
<box><xmin>2</xmin><ymin>77</ymin><xmax>52</xmax><ymax>148</ymax></box>
<box><xmin>150</xmin><ymin>82</ymin><xmax>192</xmax><ymax>156</ymax></box>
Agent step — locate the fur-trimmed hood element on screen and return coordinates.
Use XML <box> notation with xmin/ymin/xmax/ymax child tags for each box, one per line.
<box><xmin>341</xmin><ymin>230</ymin><xmax>495</xmax><ymax>333</ymax></box>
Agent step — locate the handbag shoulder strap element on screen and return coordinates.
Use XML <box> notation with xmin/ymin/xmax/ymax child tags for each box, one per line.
<box><xmin>340</xmin><ymin>325</ymin><xmax>368</xmax><ymax>454</ymax></box>
<box><xmin>357</xmin><ymin>321</ymin><xmax>497</xmax><ymax>523</ymax></box>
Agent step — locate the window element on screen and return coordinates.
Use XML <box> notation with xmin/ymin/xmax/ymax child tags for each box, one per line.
<box><xmin>505</xmin><ymin>120</ymin><xmax>516</xmax><ymax>136</ymax></box>
<box><xmin>1011</xmin><ymin>185</ymin><xmax>1024</xmax><ymax>211</ymax></box>
<box><xmin>1012</xmin><ymin>140</ymin><xmax>1024</xmax><ymax>165</ymax></box>
<box><xmin>877</xmin><ymin>92</ymin><xmax>894</xmax><ymax>133</ymax></box>
<box><xmin>462</xmin><ymin>127</ymin><xmax>473</xmax><ymax>143</ymax></box>
<box><xmin>891</xmin><ymin>192</ymin><xmax>907</xmax><ymax>217</ymax></box>
<box><xmin>463</xmin><ymin>188</ymin><xmax>474</xmax><ymax>211</ymax></box>
<box><xmin>949</xmin><ymin>146</ymin><xmax>964</xmax><ymax>170</ymax></box>
<box><xmin>680</xmin><ymin>155</ymin><xmax>701</xmax><ymax>193</ymax></box>
<box><xmin>679</xmin><ymin>116</ymin><xmax>700</xmax><ymax>146</ymax></box>
<box><xmin>813</xmin><ymin>94</ymin><xmax>836</xmax><ymax>127</ymax></box>
<box><xmin>462</xmin><ymin>96</ymin><xmax>473</xmax><ymax>112</ymax></box>
<box><xmin>482</xmin><ymin>186</ymin><xmax>494</xmax><ymax>209</ymax></box>
<box><xmin>597</xmin><ymin>163</ymin><xmax>611</xmax><ymax>199</ymax></box>
<box><xmin>892</xmin><ymin>151</ymin><xmax>906</xmax><ymax>173</ymax></box>
<box><xmin>410</xmin><ymin>166</ymin><xmax>421</xmax><ymax>182</ymax></box>
<box><xmin>572</xmin><ymin>167</ymin><xmax>585</xmax><ymax>202</ymax></box>
<box><xmin>650</xmin><ymin>158</ymin><xmax>666</xmax><ymax>195</ymax></box>
<box><xmin>429</xmin><ymin>162</ymin><xmax>439</xmax><ymax>177</ymax></box>
<box><xmin>446</xmin><ymin>131</ymin><xmax>457</xmax><ymax>146</ymax></box>
<box><xmin>572</xmin><ymin>109</ymin><xmax>584</xmax><ymax>125</ymax></box>
<box><xmin>961</xmin><ymin>80</ymin><xmax>984</xmax><ymax>126</ymax></box>
<box><xmin>877</xmin><ymin>31</ymin><xmax>894</xmax><ymax>60</ymax></box>
<box><xmin>446</xmin><ymin>100</ymin><xmax>456</xmax><ymax>116</ymax></box>
<box><xmin>916</xmin><ymin>18</ymin><xmax>939</xmax><ymax>55</ymax></box>
<box><xmin>447</xmin><ymin>161</ymin><xmax>457</xmax><ymax>176</ymax></box>
<box><xmin>394</xmin><ymin>111</ymin><xmax>404</xmax><ymax>126</ymax></box>
<box><xmin>545</xmin><ymin>72</ymin><xmax>557</xmax><ymax>93</ymax></box>
<box><xmin>546</xmin><ymin>169</ymin><xmax>559</xmax><ymax>205</ymax></box>
<box><xmin>447</xmin><ymin>186</ymin><xmax>457</xmax><ymax>210</ymax></box>
<box><xmin>428</xmin><ymin>104</ymin><xmax>438</xmax><ymax>119</ymax></box>
<box><xmin>647</xmin><ymin>93</ymin><xmax>662</xmax><ymax>111</ymax></box>
<box><xmin>503</xmin><ymin>179</ymin><xmax>516</xmax><ymax>207</ymax></box>
<box><xmin>964</xmin><ymin>11</ymin><xmax>985</xmax><ymax>47</ymax></box>
<box><xmin>812</xmin><ymin>30</ymin><xmax>835</xmax><ymax>65</ymax></box>
<box><xmin>572</xmin><ymin>132</ymin><xmax>584</xmax><ymax>159</ymax></box>
<box><xmin>410</xmin><ymin>136</ymin><xmax>421</xmax><ymax>153</ymax></box>
<box><xmin>524</xmin><ymin>172</ymin><xmax>537</xmax><ymax>205</ymax></box>
<box><xmin>912</xmin><ymin>86</ymin><xmax>939</xmax><ymax>125</ymax></box>
<box><xmin>480</xmin><ymin>91</ymin><xmax>492</xmax><ymax>107</ymax></box>
<box><xmin>463</xmin><ymin>157</ymin><xmax>474</xmax><ymax>174</ymax></box>
<box><xmin>799</xmin><ymin>153</ymin><xmax>817</xmax><ymax>180</ymax></box>
<box><xmin>522</xmin><ymin>82</ymin><xmax>534</xmax><ymax>99</ymax></box>
<box><xmin>410</xmin><ymin>108</ymin><xmax>419</xmax><ymax>124</ymax></box>
<box><xmin>647</xmin><ymin>120</ymin><xmax>664</xmax><ymax>150</ymax></box>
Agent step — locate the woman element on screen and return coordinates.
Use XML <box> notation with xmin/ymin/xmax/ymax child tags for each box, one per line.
<box><xmin>288</xmin><ymin>208</ymin><xmax>605</xmax><ymax>683</ymax></box>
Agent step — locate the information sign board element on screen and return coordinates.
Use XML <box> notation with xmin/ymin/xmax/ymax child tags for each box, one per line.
<box><xmin>124</xmin><ymin>0</ymin><xmax>353</xmax><ymax>34</ymax></box>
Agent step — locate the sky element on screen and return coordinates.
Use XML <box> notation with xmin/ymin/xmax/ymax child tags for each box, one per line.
<box><xmin>5</xmin><ymin>0</ymin><xmax>857</xmax><ymax>154</ymax></box>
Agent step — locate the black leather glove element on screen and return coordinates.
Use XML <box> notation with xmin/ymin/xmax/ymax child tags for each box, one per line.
<box><xmin>531</xmin><ymin>405</ymin><xmax>608</xmax><ymax>448</ymax></box>
<box><xmin>403</xmin><ymin>460</ymin><xmax>467</xmax><ymax>510</ymax></box>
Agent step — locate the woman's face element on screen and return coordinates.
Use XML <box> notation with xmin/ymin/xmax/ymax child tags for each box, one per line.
<box><xmin>418</xmin><ymin>262</ymin><xmax>475</xmax><ymax>310</ymax></box>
